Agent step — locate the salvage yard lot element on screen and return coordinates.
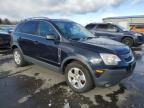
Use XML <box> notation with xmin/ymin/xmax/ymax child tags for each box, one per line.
<box><xmin>0</xmin><ymin>46</ymin><xmax>144</xmax><ymax>108</ymax></box>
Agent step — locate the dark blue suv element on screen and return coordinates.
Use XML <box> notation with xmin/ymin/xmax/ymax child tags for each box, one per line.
<box><xmin>86</xmin><ymin>23</ymin><xmax>144</xmax><ymax>47</ymax></box>
<box><xmin>12</xmin><ymin>18</ymin><xmax>136</xmax><ymax>92</ymax></box>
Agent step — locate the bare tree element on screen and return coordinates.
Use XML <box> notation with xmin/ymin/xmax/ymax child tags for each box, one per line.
<box><xmin>4</xmin><ymin>18</ymin><xmax>11</xmax><ymax>25</ymax></box>
<box><xmin>0</xmin><ymin>18</ymin><xmax>17</xmax><ymax>25</ymax></box>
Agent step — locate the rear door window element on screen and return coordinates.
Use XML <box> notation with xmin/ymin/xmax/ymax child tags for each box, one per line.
<box><xmin>96</xmin><ymin>24</ymin><xmax>109</xmax><ymax>31</ymax></box>
<box><xmin>16</xmin><ymin>21</ymin><xmax>38</xmax><ymax>34</ymax></box>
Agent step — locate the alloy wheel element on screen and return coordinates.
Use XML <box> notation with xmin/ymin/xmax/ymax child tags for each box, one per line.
<box><xmin>14</xmin><ymin>51</ymin><xmax>21</xmax><ymax>64</ymax></box>
<box><xmin>68</xmin><ymin>67</ymin><xmax>86</xmax><ymax>89</ymax></box>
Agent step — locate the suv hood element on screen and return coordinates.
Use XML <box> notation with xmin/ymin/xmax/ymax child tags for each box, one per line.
<box><xmin>123</xmin><ymin>30</ymin><xmax>143</xmax><ymax>36</ymax></box>
<box><xmin>72</xmin><ymin>38</ymin><xmax>130</xmax><ymax>55</ymax></box>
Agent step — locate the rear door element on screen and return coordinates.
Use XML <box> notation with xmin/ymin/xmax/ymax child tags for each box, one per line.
<box><xmin>16</xmin><ymin>21</ymin><xmax>39</xmax><ymax>58</ymax></box>
<box><xmin>105</xmin><ymin>24</ymin><xmax>123</xmax><ymax>41</ymax></box>
<box><xmin>35</xmin><ymin>21</ymin><xmax>60</xmax><ymax>66</ymax></box>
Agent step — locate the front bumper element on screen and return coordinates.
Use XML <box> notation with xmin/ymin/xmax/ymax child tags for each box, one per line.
<box><xmin>93</xmin><ymin>61</ymin><xmax>136</xmax><ymax>87</ymax></box>
<box><xmin>135</xmin><ymin>36</ymin><xmax>144</xmax><ymax>45</ymax></box>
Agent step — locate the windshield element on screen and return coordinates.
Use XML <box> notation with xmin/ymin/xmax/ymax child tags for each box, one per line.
<box><xmin>117</xmin><ymin>25</ymin><xmax>128</xmax><ymax>31</ymax></box>
<box><xmin>52</xmin><ymin>21</ymin><xmax>95</xmax><ymax>40</ymax></box>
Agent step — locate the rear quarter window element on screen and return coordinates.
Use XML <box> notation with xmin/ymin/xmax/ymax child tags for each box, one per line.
<box><xmin>15</xmin><ymin>23</ymin><xmax>24</xmax><ymax>33</ymax></box>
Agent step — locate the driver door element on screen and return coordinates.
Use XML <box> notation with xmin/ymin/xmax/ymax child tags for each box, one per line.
<box><xmin>106</xmin><ymin>24</ymin><xmax>123</xmax><ymax>40</ymax></box>
<box><xmin>36</xmin><ymin>21</ymin><xmax>60</xmax><ymax>66</ymax></box>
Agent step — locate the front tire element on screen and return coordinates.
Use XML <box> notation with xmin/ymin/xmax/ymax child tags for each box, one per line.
<box><xmin>122</xmin><ymin>37</ymin><xmax>134</xmax><ymax>47</ymax></box>
<box><xmin>65</xmin><ymin>61</ymin><xmax>93</xmax><ymax>93</ymax></box>
<box><xmin>13</xmin><ymin>48</ymin><xmax>27</xmax><ymax>67</ymax></box>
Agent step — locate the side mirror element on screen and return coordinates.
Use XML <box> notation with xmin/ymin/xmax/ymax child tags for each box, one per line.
<box><xmin>46</xmin><ymin>35</ymin><xmax>57</xmax><ymax>40</ymax></box>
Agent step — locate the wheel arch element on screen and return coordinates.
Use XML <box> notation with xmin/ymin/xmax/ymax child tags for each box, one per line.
<box><xmin>121</xmin><ymin>36</ymin><xmax>135</xmax><ymax>43</ymax></box>
<box><xmin>12</xmin><ymin>45</ymin><xmax>18</xmax><ymax>51</ymax></box>
<box><xmin>61</xmin><ymin>56</ymin><xmax>95</xmax><ymax>83</ymax></box>
<box><xmin>11</xmin><ymin>44</ymin><xmax>24</xmax><ymax>55</ymax></box>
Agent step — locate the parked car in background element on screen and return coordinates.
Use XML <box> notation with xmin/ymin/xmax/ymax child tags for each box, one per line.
<box><xmin>12</xmin><ymin>18</ymin><xmax>136</xmax><ymax>92</ymax></box>
<box><xmin>0</xmin><ymin>30</ymin><xmax>11</xmax><ymax>52</ymax></box>
<box><xmin>0</xmin><ymin>25</ymin><xmax>15</xmax><ymax>34</ymax></box>
<box><xmin>86</xmin><ymin>23</ymin><xmax>144</xmax><ymax>47</ymax></box>
<box><xmin>0</xmin><ymin>26</ymin><xmax>15</xmax><ymax>53</ymax></box>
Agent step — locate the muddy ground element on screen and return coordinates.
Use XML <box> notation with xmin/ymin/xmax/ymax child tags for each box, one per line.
<box><xmin>0</xmin><ymin>46</ymin><xmax>144</xmax><ymax>108</ymax></box>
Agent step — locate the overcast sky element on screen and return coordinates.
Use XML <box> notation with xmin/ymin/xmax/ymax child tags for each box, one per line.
<box><xmin>0</xmin><ymin>0</ymin><xmax>144</xmax><ymax>25</ymax></box>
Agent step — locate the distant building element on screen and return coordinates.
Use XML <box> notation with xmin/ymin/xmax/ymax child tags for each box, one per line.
<box><xmin>103</xmin><ymin>15</ymin><xmax>144</xmax><ymax>31</ymax></box>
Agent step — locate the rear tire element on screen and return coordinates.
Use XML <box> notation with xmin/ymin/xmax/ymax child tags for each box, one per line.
<box><xmin>13</xmin><ymin>48</ymin><xmax>27</xmax><ymax>67</ymax></box>
<box><xmin>122</xmin><ymin>37</ymin><xmax>134</xmax><ymax>47</ymax></box>
<box><xmin>65</xmin><ymin>61</ymin><xmax>93</xmax><ymax>93</ymax></box>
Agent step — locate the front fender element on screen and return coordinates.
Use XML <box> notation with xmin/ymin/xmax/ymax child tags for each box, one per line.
<box><xmin>61</xmin><ymin>54</ymin><xmax>96</xmax><ymax>82</ymax></box>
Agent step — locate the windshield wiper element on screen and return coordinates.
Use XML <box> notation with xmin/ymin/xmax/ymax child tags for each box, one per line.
<box><xmin>69</xmin><ymin>37</ymin><xmax>95</xmax><ymax>41</ymax></box>
<box><xmin>69</xmin><ymin>38</ymin><xmax>81</xmax><ymax>41</ymax></box>
<box><xmin>84</xmin><ymin>37</ymin><xmax>95</xmax><ymax>40</ymax></box>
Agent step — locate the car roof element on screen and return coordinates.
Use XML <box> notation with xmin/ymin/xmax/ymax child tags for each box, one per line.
<box><xmin>87</xmin><ymin>23</ymin><xmax>113</xmax><ymax>26</ymax></box>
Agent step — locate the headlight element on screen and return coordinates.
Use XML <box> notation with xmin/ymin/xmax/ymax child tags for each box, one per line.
<box><xmin>100</xmin><ymin>53</ymin><xmax>121</xmax><ymax>65</ymax></box>
<box><xmin>134</xmin><ymin>33</ymin><xmax>142</xmax><ymax>36</ymax></box>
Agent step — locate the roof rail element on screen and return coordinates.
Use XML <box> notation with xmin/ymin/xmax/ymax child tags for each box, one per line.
<box><xmin>21</xmin><ymin>17</ymin><xmax>49</xmax><ymax>22</ymax></box>
<box><xmin>30</xmin><ymin>17</ymin><xmax>49</xmax><ymax>20</ymax></box>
